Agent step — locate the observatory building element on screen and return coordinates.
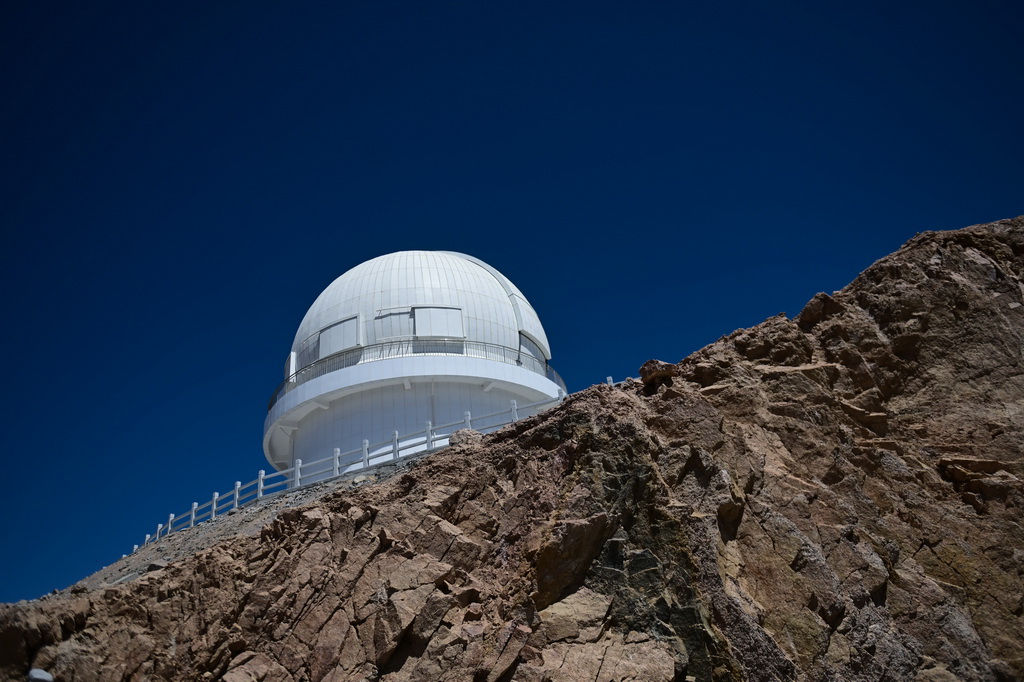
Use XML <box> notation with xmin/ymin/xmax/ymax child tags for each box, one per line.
<box><xmin>263</xmin><ymin>251</ymin><xmax>565</xmax><ymax>483</ymax></box>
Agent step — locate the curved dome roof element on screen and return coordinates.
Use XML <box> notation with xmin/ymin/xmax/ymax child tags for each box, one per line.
<box><xmin>290</xmin><ymin>251</ymin><xmax>551</xmax><ymax>372</ymax></box>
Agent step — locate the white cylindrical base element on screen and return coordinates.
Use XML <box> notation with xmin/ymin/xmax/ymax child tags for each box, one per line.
<box><xmin>287</xmin><ymin>379</ymin><xmax>540</xmax><ymax>482</ymax></box>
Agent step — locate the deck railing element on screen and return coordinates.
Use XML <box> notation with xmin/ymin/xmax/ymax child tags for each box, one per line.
<box><xmin>130</xmin><ymin>393</ymin><xmax>565</xmax><ymax>555</ymax></box>
<box><xmin>130</xmin><ymin>376</ymin><xmax>636</xmax><ymax>557</ymax></box>
<box><xmin>268</xmin><ymin>339</ymin><xmax>566</xmax><ymax>411</ymax></box>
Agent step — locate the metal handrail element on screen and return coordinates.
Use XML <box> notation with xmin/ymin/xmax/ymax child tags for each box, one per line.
<box><xmin>134</xmin><ymin>392</ymin><xmax>567</xmax><ymax>555</ymax></box>
<box><xmin>133</xmin><ymin>377</ymin><xmax>642</xmax><ymax>558</ymax></box>
<box><xmin>129</xmin><ymin>376</ymin><xmax>636</xmax><ymax>558</ymax></box>
<box><xmin>268</xmin><ymin>338</ymin><xmax>566</xmax><ymax>411</ymax></box>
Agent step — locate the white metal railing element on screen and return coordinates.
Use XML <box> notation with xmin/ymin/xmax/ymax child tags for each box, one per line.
<box><xmin>129</xmin><ymin>392</ymin><xmax>570</xmax><ymax>556</ymax></box>
<box><xmin>269</xmin><ymin>339</ymin><xmax>567</xmax><ymax>411</ymax></box>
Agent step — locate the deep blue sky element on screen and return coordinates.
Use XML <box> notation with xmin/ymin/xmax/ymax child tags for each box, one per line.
<box><xmin>1</xmin><ymin>2</ymin><xmax>1020</xmax><ymax>602</ymax></box>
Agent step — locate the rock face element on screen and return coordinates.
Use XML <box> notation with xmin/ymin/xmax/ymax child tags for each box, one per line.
<box><xmin>2</xmin><ymin>217</ymin><xmax>1023</xmax><ymax>681</ymax></box>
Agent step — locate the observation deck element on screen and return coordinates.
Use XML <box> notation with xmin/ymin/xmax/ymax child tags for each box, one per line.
<box><xmin>268</xmin><ymin>338</ymin><xmax>565</xmax><ymax>412</ymax></box>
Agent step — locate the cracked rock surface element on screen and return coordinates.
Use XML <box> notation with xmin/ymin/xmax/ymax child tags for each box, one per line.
<box><xmin>1</xmin><ymin>217</ymin><xmax>1023</xmax><ymax>681</ymax></box>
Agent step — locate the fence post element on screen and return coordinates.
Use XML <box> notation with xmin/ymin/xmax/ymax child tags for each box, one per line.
<box><xmin>606</xmin><ymin>376</ymin><xmax>613</xmax><ymax>386</ymax></box>
<box><xmin>257</xmin><ymin>471</ymin><xmax>265</xmax><ymax>499</ymax></box>
<box><xmin>362</xmin><ymin>439</ymin><xmax>369</xmax><ymax>467</ymax></box>
<box><xmin>510</xmin><ymin>399</ymin><xmax>518</xmax><ymax>422</ymax></box>
<box><xmin>156</xmin><ymin>523</ymin><xmax>163</xmax><ymax>540</ymax></box>
<box><xmin>426</xmin><ymin>421</ymin><xmax>433</xmax><ymax>449</ymax></box>
<box><xmin>295</xmin><ymin>459</ymin><xmax>303</xmax><ymax>488</ymax></box>
<box><xmin>392</xmin><ymin>430</ymin><xmax>399</xmax><ymax>460</ymax></box>
<box><xmin>211</xmin><ymin>492</ymin><xmax>219</xmax><ymax>520</ymax></box>
<box><xmin>168</xmin><ymin>513</ymin><xmax>175</xmax><ymax>536</ymax></box>
<box><xmin>233</xmin><ymin>481</ymin><xmax>241</xmax><ymax>509</ymax></box>
<box><xmin>464</xmin><ymin>411</ymin><xmax>472</xmax><ymax>429</ymax></box>
<box><xmin>133</xmin><ymin>544</ymin><xmax>139</xmax><ymax>553</ymax></box>
<box><xmin>144</xmin><ymin>534</ymin><xmax>151</xmax><ymax>546</ymax></box>
<box><xmin>333</xmin><ymin>448</ymin><xmax>341</xmax><ymax>477</ymax></box>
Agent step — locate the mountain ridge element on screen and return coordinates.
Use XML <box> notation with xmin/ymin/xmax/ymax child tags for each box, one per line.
<box><xmin>2</xmin><ymin>216</ymin><xmax>1022</xmax><ymax>681</ymax></box>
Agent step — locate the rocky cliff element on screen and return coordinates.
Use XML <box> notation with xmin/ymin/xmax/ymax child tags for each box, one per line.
<box><xmin>2</xmin><ymin>217</ymin><xmax>1022</xmax><ymax>681</ymax></box>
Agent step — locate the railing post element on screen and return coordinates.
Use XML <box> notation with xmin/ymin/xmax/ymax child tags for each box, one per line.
<box><xmin>606</xmin><ymin>376</ymin><xmax>613</xmax><ymax>386</ymax></box>
<box><xmin>133</xmin><ymin>544</ymin><xmax>139</xmax><ymax>553</ymax></box>
<box><xmin>464</xmin><ymin>411</ymin><xmax>472</xmax><ymax>429</ymax></box>
<box><xmin>392</xmin><ymin>430</ymin><xmax>399</xmax><ymax>460</ymax></box>
<box><xmin>168</xmin><ymin>513</ymin><xmax>175</xmax><ymax>536</ymax></box>
<box><xmin>190</xmin><ymin>502</ymin><xmax>198</xmax><ymax>528</ymax></box>
<box><xmin>156</xmin><ymin>523</ymin><xmax>163</xmax><ymax>540</ymax></box>
<box><xmin>426</xmin><ymin>421</ymin><xmax>433</xmax><ymax>449</ymax></box>
<box><xmin>144</xmin><ymin>533</ymin><xmax>151</xmax><ymax>546</ymax></box>
<box><xmin>333</xmin><ymin>448</ymin><xmax>341</xmax><ymax>477</ymax></box>
<box><xmin>362</xmin><ymin>439</ymin><xmax>369</xmax><ymax>467</ymax></box>
<box><xmin>233</xmin><ymin>481</ymin><xmax>241</xmax><ymax>509</ymax></box>
<box><xmin>257</xmin><ymin>471</ymin><xmax>265</xmax><ymax>499</ymax></box>
<box><xmin>510</xmin><ymin>399</ymin><xmax>518</xmax><ymax>422</ymax></box>
<box><xmin>295</xmin><ymin>459</ymin><xmax>303</xmax><ymax>488</ymax></box>
<box><xmin>211</xmin><ymin>492</ymin><xmax>219</xmax><ymax>520</ymax></box>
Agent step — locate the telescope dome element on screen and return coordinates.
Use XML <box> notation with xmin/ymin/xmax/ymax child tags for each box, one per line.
<box><xmin>263</xmin><ymin>250</ymin><xmax>563</xmax><ymax>477</ymax></box>
<box><xmin>289</xmin><ymin>251</ymin><xmax>550</xmax><ymax>373</ymax></box>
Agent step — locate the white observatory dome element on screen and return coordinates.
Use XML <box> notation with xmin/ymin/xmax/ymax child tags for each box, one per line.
<box><xmin>263</xmin><ymin>251</ymin><xmax>564</xmax><ymax>481</ymax></box>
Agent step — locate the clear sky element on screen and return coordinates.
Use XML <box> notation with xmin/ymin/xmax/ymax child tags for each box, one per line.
<box><xmin>1</xmin><ymin>2</ymin><xmax>1020</xmax><ymax>602</ymax></box>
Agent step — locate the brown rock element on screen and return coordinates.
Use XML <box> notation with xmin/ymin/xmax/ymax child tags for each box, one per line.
<box><xmin>448</xmin><ymin>428</ymin><xmax>482</xmax><ymax>446</ymax></box>
<box><xmin>640</xmin><ymin>358</ymin><xmax>678</xmax><ymax>388</ymax></box>
<box><xmin>535</xmin><ymin>586</ymin><xmax>611</xmax><ymax>643</ymax></box>
<box><xmin>1</xmin><ymin>216</ymin><xmax>1023</xmax><ymax>681</ymax></box>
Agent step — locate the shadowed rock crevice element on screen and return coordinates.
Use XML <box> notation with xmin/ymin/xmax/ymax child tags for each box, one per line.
<box><xmin>1</xmin><ymin>217</ymin><xmax>1023</xmax><ymax>681</ymax></box>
